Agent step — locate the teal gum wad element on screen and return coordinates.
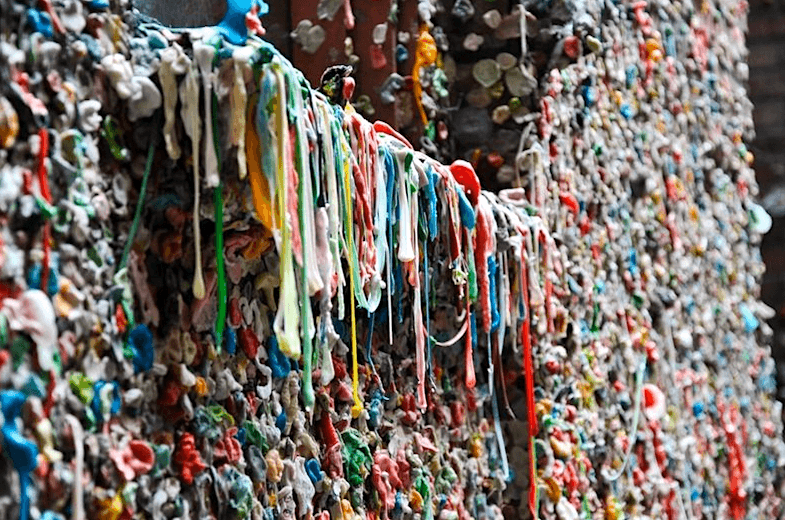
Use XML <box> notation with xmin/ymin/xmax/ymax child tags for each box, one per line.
<box><xmin>216</xmin><ymin>0</ymin><xmax>269</xmax><ymax>45</ymax></box>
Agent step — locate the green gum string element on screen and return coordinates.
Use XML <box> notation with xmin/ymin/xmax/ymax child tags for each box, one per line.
<box><xmin>331</xmin><ymin>117</ymin><xmax>346</xmax><ymax>321</ymax></box>
<box><xmin>211</xmin><ymin>90</ymin><xmax>227</xmax><ymax>353</ymax></box>
<box><xmin>119</xmin><ymin>130</ymin><xmax>156</xmax><ymax>272</ymax></box>
<box><xmin>297</xmin><ymin>98</ymin><xmax>315</xmax><ymax>411</ymax></box>
<box><xmin>214</xmin><ymin>186</ymin><xmax>227</xmax><ymax>352</ymax></box>
<box><xmin>285</xmin><ymin>65</ymin><xmax>316</xmax><ymax>408</ymax></box>
<box><xmin>466</xmin><ymin>229</ymin><xmax>478</xmax><ymax>302</ymax></box>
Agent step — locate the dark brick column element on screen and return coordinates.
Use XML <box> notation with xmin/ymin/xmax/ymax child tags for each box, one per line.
<box><xmin>748</xmin><ymin>0</ymin><xmax>785</xmax><ymax>399</ymax></box>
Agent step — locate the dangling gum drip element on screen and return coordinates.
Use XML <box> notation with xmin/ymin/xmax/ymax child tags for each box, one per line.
<box><xmin>527</xmin><ymin>222</ymin><xmax>544</xmax><ymax>313</ymax></box>
<box><xmin>370</xmin><ymin>133</ymin><xmax>389</xmax><ymax>316</ymax></box>
<box><xmin>247</xmin><ymin>91</ymin><xmax>273</xmax><ymax>229</ymax></box>
<box><xmin>37</xmin><ymin>128</ymin><xmax>51</xmax><ymax>293</ymax></box>
<box><xmin>474</xmin><ymin>200</ymin><xmax>495</xmax><ymax>333</ymax></box>
<box><xmin>414</xmin><ymin>156</ymin><xmax>436</xmax><ymax>383</ymax></box>
<box><xmin>285</xmin><ymin>127</ymin><xmax>303</xmax><ymax>265</ymax></box>
<box><xmin>464</xmin><ymin>290</ymin><xmax>475</xmax><ymax>389</ymax></box>
<box><xmin>318</xmin><ymin>101</ymin><xmax>345</xmax><ymax>309</ymax></box>
<box><xmin>396</xmin><ymin>149</ymin><xmax>415</xmax><ymax>262</ymax></box>
<box><xmin>311</xmin><ymin>104</ymin><xmax>337</xmax><ymax>363</ymax></box>
<box><xmin>287</xmin><ymin>76</ymin><xmax>317</xmax><ymax>411</ymax></box>
<box><xmin>194</xmin><ymin>43</ymin><xmax>219</xmax><ymax>189</ymax></box>
<box><xmin>381</xmin><ymin>144</ymin><xmax>398</xmax><ymax>345</ymax></box>
<box><xmin>423</xmin><ymin>234</ymin><xmax>432</xmax><ymax>383</ymax></box>
<box><xmin>521</xmin><ymin>229</ymin><xmax>542</xmax><ymax>517</ymax></box>
<box><xmin>346</xmin><ymin>114</ymin><xmax>380</xmax><ymax>307</ymax></box>
<box><xmin>413</xmin><ymin>27</ymin><xmax>438</xmax><ymax>126</ymax></box>
<box><xmin>489</xmin><ymin>334</ymin><xmax>510</xmax><ymax>484</ymax></box>
<box><xmin>332</xmin><ymin>120</ymin><xmax>371</xmax><ymax>313</ymax></box>
<box><xmin>232</xmin><ymin>47</ymin><xmax>253</xmax><ymax>180</ymax></box>
<box><xmin>375</xmin><ymin>125</ymin><xmax>412</xmax><ymax>342</ymax></box>
<box><xmin>159</xmin><ymin>44</ymin><xmax>185</xmax><ymax>161</ymax></box>
<box><xmin>288</xmin><ymin>70</ymin><xmax>323</xmax><ymax>298</ymax></box>
<box><xmin>214</xmin><ymin>184</ymin><xmax>227</xmax><ymax>352</ymax></box>
<box><xmin>495</xmin><ymin>253</ymin><xmax>514</xmax><ymax>418</ymax></box>
<box><xmin>539</xmin><ymin>228</ymin><xmax>555</xmax><ymax>334</ymax></box>
<box><xmin>409</xmin><ymin>188</ymin><xmax>428</xmax><ymax>410</ymax></box>
<box><xmin>270</xmin><ymin>62</ymin><xmax>301</xmax><ymax>360</ymax></box>
<box><xmin>335</xmin><ymin>115</ymin><xmax>357</xmax><ymax>319</ymax></box>
<box><xmin>433</xmin><ymin>164</ymin><xmax>463</xmax><ymax>266</ymax></box>
<box><xmin>181</xmin><ymin>57</ymin><xmax>205</xmax><ymax>299</ymax></box>
<box><xmin>341</xmin><ymin>121</ymin><xmax>363</xmax><ymax>418</ymax></box>
<box><xmin>437</xmin><ymin>164</ymin><xmax>474</xmax><ymax>389</ymax></box>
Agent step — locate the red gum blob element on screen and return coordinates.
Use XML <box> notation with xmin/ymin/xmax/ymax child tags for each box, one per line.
<box><xmin>396</xmin><ymin>449</ymin><xmax>411</xmax><ymax>489</ymax></box>
<box><xmin>228</xmin><ymin>297</ymin><xmax>242</xmax><ymax>328</ymax></box>
<box><xmin>373</xmin><ymin>121</ymin><xmax>413</xmax><ymax>149</ymax></box>
<box><xmin>559</xmin><ymin>191</ymin><xmax>579</xmax><ymax>216</ymax></box>
<box><xmin>372</xmin><ymin>450</ymin><xmax>403</xmax><ymax>512</ymax></box>
<box><xmin>563</xmin><ymin>35</ymin><xmax>580</xmax><ymax>59</ymax></box>
<box><xmin>214</xmin><ymin>427</ymin><xmax>242</xmax><ymax>464</ymax></box>
<box><xmin>238</xmin><ymin>327</ymin><xmax>259</xmax><ymax>359</ymax></box>
<box><xmin>450</xmin><ymin>160</ymin><xmax>480</xmax><ymax>206</ymax></box>
<box><xmin>174</xmin><ymin>433</ymin><xmax>206</xmax><ymax>485</ymax></box>
<box><xmin>110</xmin><ymin>440</ymin><xmax>155</xmax><ymax>481</ymax></box>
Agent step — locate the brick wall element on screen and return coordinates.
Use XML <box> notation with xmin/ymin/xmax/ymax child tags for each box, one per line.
<box><xmin>749</xmin><ymin>0</ymin><xmax>785</xmax><ymax>388</ymax></box>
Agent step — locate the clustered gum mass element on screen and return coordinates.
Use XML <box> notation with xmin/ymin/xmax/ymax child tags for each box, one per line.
<box><xmin>0</xmin><ymin>0</ymin><xmax>784</xmax><ymax>519</ymax></box>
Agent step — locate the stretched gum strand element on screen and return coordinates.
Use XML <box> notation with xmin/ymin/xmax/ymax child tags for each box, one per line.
<box><xmin>516</xmin><ymin>231</ymin><xmax>538</xmax><ymax>518</ymax></box>
<box><xmin>194</xmin><ymin>43</ymin><xmax>219</xmax><ymax>189</ymax></box>
<box><xmin>319</xmin><ymin>101</ymin><xmax>344</xmax><ymax>300</ymax></box>
<box><xmin>465</xmin><ymin>290</ymin><xmax>476</xmax><ymax>389</ymax></box>
<box><xmin>284</xmin><ymin>68</ymin><xmax>320</xmax><ymax>408</ymax></box>
<box><xmin>232</xmin><ymin>47</ymin><xmax>253</xmax><ymax>180</ymax></box>
<box><xmin>336</xmin><ymin>118</ymin><xmax>370</xmax><ymax>311</ymax></box>
<box><xmin>294</xmin><ymin>108</ymin><xmax>315</xmax><ymax>412</ymax></box>
<box><xmin>474</xmin><ymin>200</ymin><xmax>494</xmax><ymax>333</ymax></box>
<box><xmin>346</xmin><ymin>114</ymin><xmax>379</xmax><ymax>307</ymax></box>
<box><xmin>410</xmin><ymin>192</ymin><xmax>427</xmax><ymax>410</ymax></box>
<box><xmin>214</xmin><ymin>185</ymin><xmax>227</xmax><ymax>352</ymax></box>
<box><xmin>247</xmin><ymin>91</ymin><xmax>273</xmax><ymax>229</ymax></box>
<box><xmin>342</xmin><ymin>128</ymin><xmax>363</xmax><ymax>418</ymax></box>
<box><xmin>396</xmin><ymin>149</ymin><xmax>415</xmax><ymax>262</ymax></box>
<box><xmin>181</xmin><ymin>59</ymin><xmax>206</xmax><ymax>299</ymax></box>
<box><xmin>37</xmin><ymin>129</ymin><xmax>52</xmax><ymax>292</ymax></box>
<box><xmin>382</xmin><ymin>146</ymin><xmax>396</xmax><ymax>346</ymax></box>
<box><xmin>289</xmin><ymin>69</ymin><xmax>324</xmax><ymax>298</ymax></box>
<box><xmin>159</xmin><ymin>46</ymin><xmax>183</xmax><ymax>161</ymax></box>
<box><xmin>271</xmin><ymin>63</ymin><xmax>301</xmax><ymax>360</ymax></box>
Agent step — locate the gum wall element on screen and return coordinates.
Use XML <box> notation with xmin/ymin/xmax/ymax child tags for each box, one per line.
<box><xmin>0</xmin><ymin>0</ymin><xmax>784</xmax><ymax>519</ymax></box>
